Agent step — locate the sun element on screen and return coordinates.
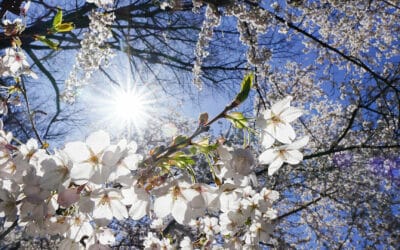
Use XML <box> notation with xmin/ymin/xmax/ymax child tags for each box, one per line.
<box><xmin>77</xmin><ymin>55</ymin><xmax>170</xmax><ymax>139</ymax></box>
<box><xmin>113</xmin><ymin>89</ymin><xmax>146</xmax><ymax>121</ymax></box>
<box><xmin>81</xmin><ymin>73</ymin><xmax>158</xmax><ymax>138</ymax></box>
<box><xmin>110</xmin><ymin>84</ymin><xmax>154</xmax><ymax>132</ymax></box>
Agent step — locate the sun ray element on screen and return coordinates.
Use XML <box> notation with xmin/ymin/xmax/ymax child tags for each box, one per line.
<box><xmin>79</xmin><ymin>58</ymin><xmax>162</xmax><ymax>139</ymax></box>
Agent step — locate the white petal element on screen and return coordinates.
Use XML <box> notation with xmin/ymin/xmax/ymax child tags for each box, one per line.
<box><xmin>154</xmin><ymin>194</ymin><xmax>173</xmax><ymax>218</ymax></box>
<box><xmin>286</xmin><ymin>136</ymin><xmax>309</xmax><ymax>150</ymax></box>
<box><xmin>86</xmin><ymin>130</ymin><xmax>110</xmax><ymax>154</ymax></box>
<box><xmin>127</xmin><ymin>141</ymin><xmax>137</xmax><ymax>152</ymax></box>
<box><xmin>64</xmin><ymin>142</ymin><xmax>90</xmax><ymax>162</ymax></box>
<box><xmin>261</xmin><ymin>132</ymin><xmax>275</xmax><ymax>149</ymax></box>
<box><xmin>129</xmin><ymin>199</ymin><xmax>148</xmax><ymax>220</ymax></box>
<box><xmin>181</xmin><ymin>188</ymin><xmax>199</xmax><ymax>202</ymax></box>
<box><xmin>271</xmin><ymin>96</ymin><xmax>292</xmax><ymax>115</ymax></box>
<box><xmin>93</xmin><ymin>204</ymin><xmax>113</xmax><ymax>221</ymax></box>
<box><xmin>255</xmin><ymin>116</ymin><xmax>267</xmax><ymax>129</ymax></box>
<box><xmin>284</xmin><ymin>150</ymin><xmax>303</xmax><ymax>165</ymax></box>
<box><xmin>69</xmin><ymin>216</ymin><xmax>93</xmax><ymax>241</ymax></box>
<box><xmin>280</xmin><ymin>107</ymin><xmax>303</xmax><ymax>123</ymax></box>
<box><xmin>57</xmin><ymin>188</ymin><xmax>80</xmax><ymax>207</ymax></box>
<box><xmin>262</xmin><ymin>109</ymin><xmax>273</xmax><ymax>120</ymax></box>
<box><xmin>189</xmin><ymin>193</ymin><xmax>205</xmax><ymax>209</ymax></box>
<box><xmin>111</xmin><ymin>166</ymin><xmax>131</xmax><ymax>180</ymax></box>
<box><xmin>102</xmin><ymin>145</ymin><xmax>121</xmax><ymax>166</ymax></box>
<box><xmin>97</xmin><ymin>228</ymin><xmax>115</xmax><ymax>245</ymax></box>
<box><xmin>268</xmin><ymin>158</ymin><xmax>284</xmax><ymax>176</ymax></box>
<box><xmin>122</xmin><ymin>154</ymin><xmax>142</xmax><ymax>170</ymax></box>
<box><xmin>90</xmin><ymin>165</ymin><xmax>111</xmax><ymax>184</ymax></box>
<box><xmin>217</xmin><ymin>145</ymin><xmax>232</xmax><ymax>161</ymax></box>
<box><xmin>70</xmin><ymin>163</ymin><xmax>92</xmax><ymax>184</ymax></box>
<box><xmin>172</xmin><ymin>198</ymin><xmax>188</xmax><ymax>224</ymax></box>
<box><xmin>275</xmin><ymin>123</ymin><xmax>296</xmax><ymax>144</ymax></box>
<box><xmin>110</xmin><ymin>200</ymin><xmax>128</xmax><ymax>220</ymax></box>
<box><xmin>259</xmin><ymin>149</ymin><xmax>277</xmax><ymax>165</ymax></box>
<box><xmin>40</xmin><ymin>159</ymin><xmax>66</xmax><ymax>190</ymax></box>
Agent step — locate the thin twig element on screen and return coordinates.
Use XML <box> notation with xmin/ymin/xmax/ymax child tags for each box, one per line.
<box><xmin>0</xmin><ymin>219</ymin><xmax>18</xmax><ymax>241</ymax></box>
<box><xmin>20</xmin><ymin>77</ymin><xmax>47</xmax><ymax>149</ymax></box>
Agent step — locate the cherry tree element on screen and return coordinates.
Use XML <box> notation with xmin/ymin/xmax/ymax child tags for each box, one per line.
<box><xmin>0</xmin><ymin>0</ymin><xmax>399</xmax><ymax>249</ymax></box>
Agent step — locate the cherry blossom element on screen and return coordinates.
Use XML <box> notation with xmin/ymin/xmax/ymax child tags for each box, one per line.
<box><xmin>65</xmin><ymin>214</ymin><xmax>94</xmax><ymax>242</ymax></box>
<box><xmin>121</xmin><ymin>184</ymin><xmax>150</xmax><ymax>220</ymax></box>
<box><xmin>257</xmin><ymin>96</ymin><xmax>303</xmax><ymax>148</ymax></box>
<box><xmin>86</xmin><ymin>0</ymin><xmax>114</xmax><ymax>8</ymax></box>
<box><xmin>90</xmin><ymin>188</ymin><xmax>128</xmax><ymax>221</ymax></box>
<box><xmin>63</xmin><ymin>130</ymin><xmax>111</xmax><ymax>184</ymax></box>
<box><xmin>57</xmin><ymin>188</ymin><xmax>80</xmax><ymax>208</ymax></box>
<box><xmin>259</xmin><ymin>136</ymin><xmax>309</xmax><ymax>175</ymax></box>
<box><xmin>216</xmin><ymin>145</ymin><xmax>257</xmax><ymax>186</ymax></box>
<box><xmin>39</xmin><ymin>150</ymin><xmax>73</xmax><ymax>191</ymax></box>
<box><xmin>153</xmin><ymin>179</ymin><xmax>203</xmax><ymax>224</ymax></box>
<box><xmin>179</xmin><ymin>236</ymin><xmax>193</xmax><ymax>249</ymax></box>
<box><xmin>2</xmin><ymin>48</ymin><xmax>37</xmax><ymax>78</ymax></box>
<box><xmin>143</xmin><ymin>232</ymin><xmax>173</xmax><ymax>250</ymax></box>
<box><xmin>0</xmin><ymin>185</ymin><xmax>18</xmax><ymax>223</ymax></box>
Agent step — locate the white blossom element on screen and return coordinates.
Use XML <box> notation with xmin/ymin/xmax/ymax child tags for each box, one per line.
<box><xmin>259</xmin><ymin>136</ymin><xmax>309</xmax><ymax>175</ymax></box>
<box><xmin>257</xmin><ymin>96</ymin><xmax>303</xmax><ymax>148</ymax></box>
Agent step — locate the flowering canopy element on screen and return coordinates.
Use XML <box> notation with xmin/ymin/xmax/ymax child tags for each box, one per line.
<box><xmin>0</xmin><ymin>0</ymin><xmax>398</xmax><ymax>249</ymax></box>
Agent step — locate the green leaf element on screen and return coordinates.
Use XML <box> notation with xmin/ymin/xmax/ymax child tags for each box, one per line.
<box><xmin>168</xmin><ymin>152</ymin><xmax>195</xmax><ymax>168</ymax></box>
<box><xmin>189</xmin><ymin>146</ymin><xmax>197</xmax><ymax>155</ymax></box>
<box><xmin>234</xmin><ymin>73</ymin><xmax>253</xmax><ymax>104</ymax></box>
<box><xmin>171</xmin><ymin>135</ymin><xmax>189</xmax><ymax>149</ymax></box>
<box><xmin>161</xmin><ymin>151</ymin><xmax>196</xmax><ymax>182</ymax></box>
<box><xmin>53</xmin><ymin>9</ymin><xmax>63</xmax><ymax>28</ymax></box>
<box><xmin>55</xmin><ymin>22</ymin><xmax>74</xmax><ymax>32</ymax></box>
<box><xmin>225</xmin><ymin>112</ymin><xmax>248</xmax><ymax>129</ymax></box>
<box><xmin>193</xmin><ymin>137</ymin><xmax>218</xmax><ymax>155</ymax></box>
<box><xmin>35</xmin><ymin>35</ymin><xmax>59</xmax><ymax>50</ymax></box>
<box><xmin>196</xmin><ymin>137</ymin><xmax>209</xmax><ymax>147</ymax></box>
<box><xmin>8</xmin><ymin>85</ymin><xmax>21</xmax><ymax>95</ymax></box>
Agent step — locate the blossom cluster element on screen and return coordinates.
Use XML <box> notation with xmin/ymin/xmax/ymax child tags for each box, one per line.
<box><xmin>257</xmin><ymin>96</ymin><xmax>308</xmax><ymax>175</ymax></box>
<box><xmin>0</xmin><ymin>14</ymin><xmax>37</xmax><ymax>80</ymax></box>
<box><xmin>190</xmin><ymin>0</ymin><xmax>273</xmax><ymax>86</ymax></box>
<box><xmin>62</xmin><ymin>2</ymin><xmax>115</xmax><ymax>103</ymax></box>
<box><xmin>0</xmin><ymin>9</ymin><xmax>37</xmax><ymax>116</ymax></box>
<box><xmin>0</xmin><ymin>95</ymin><xmax>307</xmax><ymax>248</ymax></box>
<box><xmin>0</xmin><ymin>129</ymin><xmax>142</xmax><ymax>248</ymax></box>
<box><xmin>86</xmin><ymin>0</ymin><xmax>114</xmax><ymax>9</ymax></box>
<box><xmin>192</xmin><ymin>4</ymin><xmax>221</xmax><ymax>90</ymax></box>
<box><xmin>0</xmin><ymin>47</ymin><xmax>37</xmax><ymax>80</ymax></box>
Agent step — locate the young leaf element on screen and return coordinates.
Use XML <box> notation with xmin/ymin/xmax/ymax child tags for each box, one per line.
<box><xmin>225</xmin><ymin>112</ymin><xmax>248</xmax><ymax>129</ymax></box>
<box><xmin>53</xmin><ymin>9</ymin><xmax>63</xmax><ymax>28</ymax></box>
<box><xmin>8</xmin><ymin>85</ymin><xmax>21</xmax><ymax>95</ymax></box>
<box><xmin>54</xmin><ymin>22</ymin><xmax>75</xmax><ymax>33</ymax></box>
<box><xmin>171</xmin><ymin>135</ymin><xmax>189</xmax><ymax>149</ymax></box>
<box><xmin>234</xmin><ymin>73</ymin><xmax>253</xmax><ymax>105</ymax></box>
<box><xmin>193</xmin><ymin>137</ymin><xmax>218</xmax><ymax>155</ymax></box>
<box><xmin>168</xmin><ymin>152</ymin><xmax>195</xmax><ymax>168</ymax></box>
<box><xmin>34</xmin><ymin>35</ymin><xmax>59</xmax><ymax>50</ymax></box>
<box><xmin>50</xmin><ymin>9</ymin><xmax>74</xmax><ymax>33</ymax></box>
<box><xmin>165</xmin><ymin>152</ymin><xmax>196</xmax><ymax>182</ymax></box>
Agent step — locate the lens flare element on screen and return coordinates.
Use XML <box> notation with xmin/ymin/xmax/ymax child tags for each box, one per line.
<box><xmin>108</xmin><ymin>84</ymin><xmax>154</xmax><ymax>133</ymax></box>
<box><xmin>81</xmin><ymin>74</ymin><xmax>158</xmax><ymax>138</ymax></box>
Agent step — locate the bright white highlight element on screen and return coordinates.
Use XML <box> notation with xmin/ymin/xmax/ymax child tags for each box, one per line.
<box><xmin>111</xmin><ymin>86</ymin><xmax>151</xmax><ymax>129</ymax></box>
<box><xmin>78</xmin><ymin>55</ymin><xmax>163</xmax><ymax>139</ymax></box>
<box><xmin>81</xmin><ymin>72</ymin><xmax>157</xmax><ymax>137</ymax></box>
<box><xmin>102</xmin><ymin>83</ymin><xmax>155</xmax><ymax>136</ymax></box>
